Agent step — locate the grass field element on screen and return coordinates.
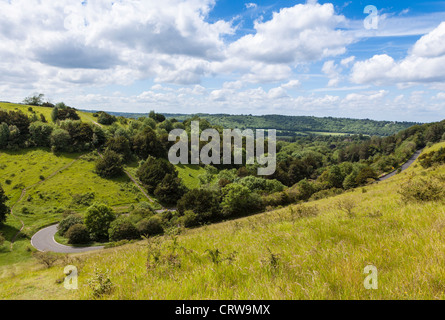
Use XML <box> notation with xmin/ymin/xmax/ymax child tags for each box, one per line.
<box><xmin>176</xmin><ymin>164</ymin><xmax>208</xmax><ymax>190</ymax></box>
<box><xmin>1</xmin><ymin>143</ymin><xmax>445</xmax><ymax>299</ymax></box>
<box><xmin>0</xmin><ymin>102</ymin><xmax>97</xmax><ymax>124</ymax></box>
<box><xmin>0</xmin><ymin>149</ymin><xmax>151</xmax><ymax>266</ymax></box>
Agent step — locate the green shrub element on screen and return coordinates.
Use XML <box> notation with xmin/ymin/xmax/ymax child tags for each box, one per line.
<box><xmin>108</xmin><ymin>218</ymin><xmax>140</xmax><ymax>242</ymax></box>
<box><xmin>137</xmin><ymin>216</ymin><xmax>164</xmax><ymax>237</ymax></box>
<box><xmin>58</xmin><ymin>215</ymin><xmax>84</xmax><ymax>237</ymax></box>
<box><xmin>66</xmin><ymin>224</ymin><xmax>91</xmax><ymax>245</ymax></box>
<box><xmin>84</xmin><ymin>203</ymin><xmax>116</xmax><ymax>241</ymax></box>
<box><xmin>398</xmin><ymin>176</ymin><xmax>444</xmax><ymax>203</ymax></box>
<box><xmin>177</xmin><ymin>210</ymin><xmax>200</xmax><ymax>228</ymax></box>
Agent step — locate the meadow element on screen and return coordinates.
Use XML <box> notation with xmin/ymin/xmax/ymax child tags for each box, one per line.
<box><xmin>1</xmin><ymin>143</ymin><xmax>444</xmax><ymax>299</ymax></box>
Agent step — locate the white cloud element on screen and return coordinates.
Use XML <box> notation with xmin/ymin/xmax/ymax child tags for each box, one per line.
<box><xmin>351</xmin><ymin>22</ymin><xmax>445</xmax><ymax>85</ymax></box>
<box><xmin>341</xmin><ymin>56</ymin><xmax>355</xmax><ymax>67</ymax></box>
<box><xmin>282</xmin><ymin>80</ymin><xmax>301</xmax><ymax>89</ymax></box>
<box><xmin>245</xmin><ymin>3</ymin><xmax>257</xmax><ymax>9</ymax></box>
<box><xmin>268</xmin><ymin>87</ymin><xmax>288</xmax><ymax>99</ymax></box>
<box><xmin>220</xmin><ymin>2</ymin><xmax>353</xmax><ymax>83</ymax></box>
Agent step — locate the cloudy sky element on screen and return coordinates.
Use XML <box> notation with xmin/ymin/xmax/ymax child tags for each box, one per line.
<box><xmin>1</xmin><ymin>0</ymin><xmax>445</xmax><ymax>122</ymax></box>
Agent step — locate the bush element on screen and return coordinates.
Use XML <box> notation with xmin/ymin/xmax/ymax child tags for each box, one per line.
<box><xmin>137</xmin><ymin>216</ymin><xmax>164</xmax><ymax>237</ymax></box>
<box><xmin>398</xmin><ymin>176</ymin><xmax>444</xmax><ymax>203</ymax></box>
<box><xmin>108</xmin><ymin>218</ymin><xmax>140</xmax><ymax>242</ymax></box>
<box><xmin>58</xmin><ymin>215</ymin><xmax>83</xmax><ymax>237</ymax></box>
<box><xmin>290</xmin><ymin>205</ymin><xmax>320</xmax><ymax>220</ymax></box>
<box><xmin>84</xmin><ymin>203</ymin><xmax>116</xmax><ymax>241</ymax></box>
<box><xmin>66</xmin><ymin>224</ymin><xmax>91</xmax><ymax>244</ymax></box>
<box><xmin>177</xmin><ymin>210</ymin><xmax>200</xmax><ymax>228</ymax></box>
<box><xmin>95</xmin><ymin>150</ymin><xmax>124</xmax><ymax>178</ymax></box>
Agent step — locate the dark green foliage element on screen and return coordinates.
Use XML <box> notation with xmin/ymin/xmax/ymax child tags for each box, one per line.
<box><xmin>29</xmin><ymin>121</ymin><xmax>53</xmax><ymax>147</ymax></box>
<box><xmin>132</xmin><ymin>127</ymin><xmax>166</xmax><ymax>159</ymax></box>
<box><xmin>66</xmin><ymin>224</ymin><xmax>91</xmax><ymax>244</ymax></box>
<box><xmin>50</xmin><ymin>128</ymin><xmax>71</xmax><ymax>152</ymax></box>
<box><xmin>149</xmin><ymin>110</ymin><xmax>166</xmax><ymax>123</ymax></box>
<box><xmin>398</xmin><ymin>176</ymin><xmax>445</xmax><ymax>203</ymax></box>
<box><xmin>108</xmin><ymin>217</ymin><xmax>140</xmax><ymax>242</ymax></box>
<box><xmin>137</xmin><ymin>216</ymin><xmax>164</xmax><ymax>237</ymax></box>
<box><xmin>177</xmin><ymin>210</ymin><xmax>200</xmax><ymax>228</ymax></box>
<box><xmin>95</xmin><ymin>150</ymin><xmax>124</xmax><ymax>178</ymax></box>
<box><xmin>97</xmin><ymin>112</ymin><xmax>117</xmax><ymax>125</ymax></box>
<box><xmin>355</xmin><ymin>167</ymin><xmax>378</xmax><ymax>186</ymax></box>
<box><xmin>0</xmin><ymin>185</ymin><xmax>9</xmax><ymax>225</ymax></box>
<box><xmin>177</xmin><ymin>189</ymin><xmax>221</xmax><ymax>217</ymax></box>
<box><xmin>419</xmin><ymin>148</ymin><xmax>445</xmax><ymax>168</ymax></box>
<box><xmin>60</xmin><ymin>121</ymin><xmax>94</xmax><ymax>151</ymax></box>
<box><xmin>221</xmin><ymin>183</ymin><xmax>262</xmax><ymax>217</ymax></box>
<box><xmin>154</xmin><ymin>173</ymin><xmax>187</xmax><ymax>204</ymax></box>
<box><xmin>23</xmin><ymin>94</ymin><xmax>45</xmax><ymax>106</ymax></box>
<box><xmin>54</xmin><ymin>106</ymin><xmax>80</xmax><ymax>121</ymax></box>
<box><xmin>84</xmin><ymin>203</ymin><xmax>116</xmax><ymax>241</ymax></box>
<box><xmin>137</xmin><ymin>157</ymin><xmax>177</xmax><ymax>193</ymax></box>
<box><xmin>58</xmin><ymin>215</ymin><xmax>84</xmax><ymax>237</ymax></box>
<box><xmin>106</xmin><ymin>136</ymin><xmax>132</xmax><ymax>162</ymax></box>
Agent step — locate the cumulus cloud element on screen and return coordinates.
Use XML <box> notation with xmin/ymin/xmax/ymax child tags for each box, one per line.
<box><xmin>351</xmin><ymin>22</ymin><xmax>445</xmax><ymax>85</ymax></box>
<box><xmin>0</xmin><ymin>0</ymin><xmax>233</xmax><ymax>90</ymax></box>
<box><xmin>218</xmin><ymin>2</ymin><xmax>353</xmax><ymax>83</ymax></box>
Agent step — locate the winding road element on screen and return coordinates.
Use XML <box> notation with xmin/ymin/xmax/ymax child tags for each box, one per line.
<box><xmin>31</xmin><ymin>224</ymin><xmax>104</xmax><ymax>253</ymax></box>
<box><xmin>30</xmin><ymin>149</ymin><xmax>424</xmax><ymax>254</ymax></box>
<box><xmin>378</xmin><ymin>149</ymin><xmax>423</xmax><ymax>182</ymax></box>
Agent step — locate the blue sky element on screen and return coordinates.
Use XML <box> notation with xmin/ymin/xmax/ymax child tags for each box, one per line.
<box><xmin>1</xmin><ymin>0</ymin><xmax>445</xmax><ymax>122</ymax></box>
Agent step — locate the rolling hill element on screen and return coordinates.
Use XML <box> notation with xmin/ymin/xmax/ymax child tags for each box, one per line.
<box><xmin>1</xmin><ymin>143</ymin><xmax>445</xmax><ymax>299</ymax></box>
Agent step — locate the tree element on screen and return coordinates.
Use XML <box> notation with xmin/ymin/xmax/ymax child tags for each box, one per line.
<box><xmin>29</xmin><ymin>121</ymin><xmax>53</xmax><ymax>147</ymax></box>
<box><xmin>51</xmin><ymin>107</ymin><xmax>59</xmax><ymax>123</ymax></box>
<box><xmin>95</xmin><ymin>150</ymin><xmax>124</xmax><ymax>178</ymax></box>
<box><xmin>108</xmin><ymin>217</ymin><xmax>140</xmax><ymax>242</ymax></box>
<box><xmin>136</xmin><ymin>216</ymin><xmax>164</xmax><ymax>237</ymax></box>
<box><xmin>177</xmin><ymin>189</ymin><xmax>221</xmax><ymax>219</ymax></box>
<box><xmin>84</xmin><ymin>203</ymin><xmax>116</xmax><ymax>241</ymax></box>
<box><xmin>0</xmin><ymin>185</ymin><xmax>9</xmax><ymax>225</ymax></box>
<box><xmin>154</xmin><ymin>173</ymin><xmax>187</xmax><ymax>204</ymax></box>
<box><xmin>220</xmin><ymin>183</ymin><xmax>261</xmax><ymax>217</ymax></box>
<box><xmin>97</xmin><ymin>112</ymin><xmax>117</xmax><ymax>125</ymax></box>
<box><xmin>136</xmin><ymin>157</ymin><xmax>177</xmax><ymax>193</ymax></box>
<box><xmin>50</xmin><ymin>128</ymin><xmax>71</xmax><ymax>152</ymax></box>
<box><xmin>23</xmin><ymin>93</ymin><xmax>44</xmax><ymax>106</ymax></box>
<box><xmin>106</xmin><ymin>136</ymin><xmax>132</xmax><ymax>162</ymax></box>
<box><xmin>0</xmin><ymin>123</ymin><xmax>10</xmax><ymax>149</ymax></box>
<box><xmin>66</xmin><ymin>224</ymin><xmax>91</xmax><ymax>244</ymax></box>
<box><xmin>132</xmin><ymin>127</ymin><xmax>165</xmax><ymax>159</ymax></box>
<box><xmin>355</xmin><ymin>167</ymin><xmax>377</xmax><ymax>186</ymax></box>
<box><xmin>58</xmin><ymin>215</ymin><xmax>84</xmax><ymax>237</ymax></box>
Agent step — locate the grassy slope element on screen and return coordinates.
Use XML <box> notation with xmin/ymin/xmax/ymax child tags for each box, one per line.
<box><xmin>2</xmin><ymin>143</ymin><xmax>445</xmax><ymax>299</ymax></box>
<box><xmin>0</xmin><ymin>102</ymin><xmax>97</xmax><ymax>124</ymax></box>
<box><xmin>0</xmin><ymin>149</ymin><xmax>148</xmax><ymax>266</ymax></box>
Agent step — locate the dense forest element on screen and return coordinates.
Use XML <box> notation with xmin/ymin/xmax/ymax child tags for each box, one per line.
<box><xmin>1</xmin><ymin>95</ymin><xmax>444</xmax><ymax>246</ymax></box>
<box><xmin>103</xmin><ymin>111</ymin><xmax>419</xmax><ymax>137</ymax></box>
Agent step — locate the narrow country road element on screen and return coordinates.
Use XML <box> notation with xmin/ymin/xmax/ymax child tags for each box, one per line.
<box><xmin>378</xmin><ymin>149</ymin><xmax>423</xmax><ymax>182</ymax></box>
<box><xmin>31</xmin><ymin>224</ymin><xmax>104</xmax><ymax>253</ymax></box>
<box><xmin>10</xmin><ymin>156</ymin><xmax>81</xmax><ymax>249</ymax></box>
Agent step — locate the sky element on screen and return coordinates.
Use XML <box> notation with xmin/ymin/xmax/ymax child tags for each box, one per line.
<box><xmin>1</xmin><ymin>0</ymin><xmax>445</xmax><ymax>122</ymax></box>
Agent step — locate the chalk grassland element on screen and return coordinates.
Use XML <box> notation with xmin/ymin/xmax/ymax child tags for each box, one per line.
<box><xmin>0</xmin><ymin>149</ymin><xmax>146</xmax><ymax>266</ymax></box>
<box><xmin>0</xmin><ymin>102</ymin><xmax>97</xmax><ymax>124</ymax></box>
<box><xmin>1</xmin><ymin>144</ymin><xmax>445</xmax><ymax>299</ymax></box>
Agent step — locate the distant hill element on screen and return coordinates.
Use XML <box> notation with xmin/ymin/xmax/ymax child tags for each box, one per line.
<box><xmin>100</xmin><ymin>111</ymin><xmax>420</xmax><ymax>137</ymax></box>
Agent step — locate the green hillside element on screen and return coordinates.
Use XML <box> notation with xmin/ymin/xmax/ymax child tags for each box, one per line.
<box><xmin>0</xmin><ymin>102</ymin><xmax>97</xmax><ymax>125</ymax></box>
<box><xmin>106</xmin><ymin>111</ymin><xmax>418</xmax><ymax>137</ymax></box>
<box><xmin>1</xmin><ymin>143</ymin><xmax>445</xmax><ymax>299</ymax></box>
